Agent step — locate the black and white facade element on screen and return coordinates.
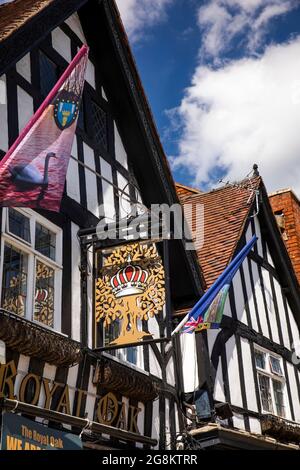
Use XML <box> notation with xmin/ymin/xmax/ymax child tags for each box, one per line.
<box><xmin>0</xmin><ymin>0</ymin><xmax>202</xmax><ymax>450</ymax></box>
<box><xmin>179</xmin><ymin>186</ymin><xmax>300</xmax><ymax>449</ymax></box>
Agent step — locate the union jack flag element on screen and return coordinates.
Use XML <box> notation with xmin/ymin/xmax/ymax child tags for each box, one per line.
<box><xmin>182</xmin><ymin>316</ymin><xmax>203</xmax><ymax>333</ymax></box>
<box><xmin>172</xmin><ymin>235</ymin><xmax>258</xmax><ymax>336</ymax></box>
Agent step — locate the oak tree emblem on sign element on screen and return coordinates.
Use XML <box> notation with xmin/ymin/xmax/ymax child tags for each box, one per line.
<box><xmin>95</xmin><ymin>243</ymin><xmax>165</xmax><ymax>345</ymax></box>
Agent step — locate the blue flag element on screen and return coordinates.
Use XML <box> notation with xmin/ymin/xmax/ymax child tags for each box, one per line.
<box><xmin>172</xmin><ymin>235</ymin><xmax>258</xmax><ymax>335</ymax></box>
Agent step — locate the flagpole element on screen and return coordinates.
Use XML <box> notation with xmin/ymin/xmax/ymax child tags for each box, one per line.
<box><xmin>0</xmin><ymin>45</ymin><xmax>89</xmax><ymax>169</ymax></box>
<box><xmin>171</xmin><ymin>235</ymin><xmax>258</xmax><ymax>336</ymax></box>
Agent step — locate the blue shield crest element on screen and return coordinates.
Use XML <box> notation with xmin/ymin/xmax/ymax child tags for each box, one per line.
<box><xmin>54</xmin><ymin>91</ymin><xmax>80</xmax><ymax>130</ymax></box>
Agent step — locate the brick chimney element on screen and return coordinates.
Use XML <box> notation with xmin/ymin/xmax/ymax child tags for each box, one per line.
<box><xmin>269</xmin><ymin>189</ymin><xmax>300</xmax><ymax>285</ymax></box>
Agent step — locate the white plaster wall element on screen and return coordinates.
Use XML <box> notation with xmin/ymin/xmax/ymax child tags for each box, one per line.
<box><xmin>253</xmin><ymin>216</ymin><xmax>264</xmax><ymax>257</ymax></box>
<box><xmin>87</xmin><ymin>249</ymin><xmax>93</xmax><ymax>349</ymax></box>
<box><xmin>165</xmin><ymin>399</ymin><xmax>171</xmax><ymax>449</ymax></box>
<box><xmin>51</xmin><ymin>27</ymin><xmax>72</xmax><ymax>63</ymax></box>
<box><xmin>233</xmin><ymin>413</ymin><xmax>245</xmax><ymax>430</ymax></box>
<box><xmin>100</xmin><ymin>157</ymin><xmax>115</xmax><ymax>221</ymax></box>
<box><xmin>17</xmin><ymin>86</ymin><xmax>33</xmax><ymax>132</ymax></box>
<box><xmin>71</xmin><ymin>222</ymin><xmax>81</xmax><ymax>342</ymax></box>
<box><xmin>232</xmin><ymin>270</ymin><xmax>248</xmax><ymax>325</ymax></box>
<box><xmin>117</xmin><ymin>172</ymin><xmax>131</xmax><ymax>219</ymax></box>
<box><xmin>65</xmin><ymin>13</ymin><xmax>86</xmax><ymax>43</ymax></box>
<box><xmin>261</xmin><ymin>267</ymin><xmax>280</xmax><ymax>344</ymax></box>
<box><xmin>37</xmin><ymin>363</ymin><xmax>56</xmax><ymax>410</ymax></box>
<box><xmin>166</xmin><ymin>356</ymin><xmax>175</xmax><ymax>387</ymax></box>
<box><xmin>240</xmin><ymin>338</ymin><xmax>258</xmax><ymax>412</ymax></box>
<box><xmin>242</xmin><ymin>258</ymin><xmax>259</xmax><ymax>331</ymax></box>
<box><xmin>114</xmin><ymin>122</ymin><xmax>128</xmax><ymax>169</ymax></box>
<box><xmin>151</xmin><ymin>399</ymin><xmax>160</xmax><ymax>450</ymax></box>
<box><xmin>226</xmin><ymin>335</ymin><xmax>243</xmax><ymax>408</ymax></box>
<box><xmin>251</xmin><ymin>260</ymin><xmax>270</xmax><ymax>338</ymax></box>
<box><xmin>149</xmin><ymin>347</ymin><xmax>162</xmax><ymax>379</ymax></box>
<box><xmin>16</xmin><ymin>53</ymin><xmax>31</xmax><ymax>82</ymax></box>
<box><xmin>180</xmin><ymin>334</ymin><xmax>199</xmax><ymax>393</ymax></box>
<box><xmin>249</xmin><ymin>417</ymin><xmax>261</xmax><ymax>434</ymax></box>
<box><xmin>287</xmin><ymin>301</ymin><xmax>300</xmax><ymax>353</ymax></box>
<box><xmin>14</xmin><ymin>355</ymin><xmax>30</xmax><ymax>397</ymax></box>
<box><xmin>84</xmin><ymin>143</ymin><xmax>99</xmax><ymax>217</ymax></box>
<box><xmin>85</xmin><ymin>365</ymin><xmax>97</xmax><ymax>420</ymax></box>
<box><xmin>136</xmin><ymin>402</ymin><xmax>145</xmax><ymax>448</ymax></box>
<box><xmin>273</xmin><ymin>278</ymin><xmax>291</xmax><ymax>349</ymax></box>
<box><xmin>286</xmin><ymin>362</ymin><xmax>300</xmax><ymax>422</ymax></box>
<box><xmin>66</xmin><ymin>363</ymin><xmax>80</xmax><ymax>415</ymax></box>
<box><xmin>0</xmin><ymin>75</ymin><xmax>8</xmax><ymax>151</ymax></box>
<box><xmin>64</xmin><ymin>14</ymin><xmax>95</xmax><ymax>88</ymax></box>
<box><xmin>66</xmin><ymin>141</ymin><xmax>81</xmax><ymax>204</ymax></box>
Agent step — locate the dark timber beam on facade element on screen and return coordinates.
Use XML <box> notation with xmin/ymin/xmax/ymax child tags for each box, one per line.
<box><xmin>0</xmin><ymin>399</ymin><xmax>158</xmax><ymax>447</ymax></box>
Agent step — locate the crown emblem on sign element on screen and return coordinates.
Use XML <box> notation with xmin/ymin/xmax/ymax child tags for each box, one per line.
<box><xmin>111</xmin><ymin>256</ymin><xmax>148</xmax><ymax>298</ymax></box>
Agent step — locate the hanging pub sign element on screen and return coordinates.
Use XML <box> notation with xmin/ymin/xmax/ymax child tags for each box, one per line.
<box><xmin>1</xmin><ymin>412</ymin><xmax>82</xmax><ymax>450</ymax></box>
<box><xmin>95</xmin><ymin>242</ymin><xmax>166</xmax><ymax>347</ymax></box>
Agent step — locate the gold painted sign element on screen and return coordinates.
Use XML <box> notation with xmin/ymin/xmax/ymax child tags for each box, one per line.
<box><xmin>0</xmin><ymin>361</ymin><xmax>141</xmax><ymax>434</ymax></box>
<box><xmin>95</xmin><ymin>243</ymin><xmax>165</xmax><ymax>345</ymax></box>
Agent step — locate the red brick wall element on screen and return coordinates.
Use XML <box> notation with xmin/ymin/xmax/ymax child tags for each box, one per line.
<box><xmin>269</xmin><ymin>191</ymin><xmax>300</xmax><ymax>285</ymax></box>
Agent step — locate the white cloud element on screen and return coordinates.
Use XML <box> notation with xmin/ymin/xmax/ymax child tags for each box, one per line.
<box><xmin>198</xmin><ymin>0</ymin><xmax>297</xmax><ymax>59</ymax></box>
<box><xmin>171</xmin><ymin>39</ymin><xmax>300</xmax><ymax>196</ymax></box>
<box><xmin>116</xmin><ymin>0</ymin><xmax>172</xmax><ymax>42</ymax></box>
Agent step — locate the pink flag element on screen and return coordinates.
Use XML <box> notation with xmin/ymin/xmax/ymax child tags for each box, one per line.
<box><xmin>0</xmin><ymin>45</ymin><xmax>89</xmax><ymax>212</ymax></box>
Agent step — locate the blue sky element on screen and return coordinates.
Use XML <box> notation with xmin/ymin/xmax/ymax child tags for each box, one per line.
<box><xmin>117</xmin><ymin>0</ymin><xmax>300</xmax><ymax>195</ymax></box>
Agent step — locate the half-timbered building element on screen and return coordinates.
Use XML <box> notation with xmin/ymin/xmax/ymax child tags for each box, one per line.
<box><xmin>177</xmin><ymin>176</ymin><xmax>300</xmax><ymax>449</ymax></box>
<box><xmin>0</xmin><ymin>0</ymin><xmax>203</xmax><ymax>450</ymax></box>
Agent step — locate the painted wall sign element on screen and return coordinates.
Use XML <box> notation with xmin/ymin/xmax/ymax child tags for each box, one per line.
<box><xmin>95</xmin><ymin>242</ymin><xmax>165</xmax><ymax>345</ymax></box>
<box><xmin>1</xmin><ymin>412</ymin><xmax>82</xmax><ymax>450</ymax></box>
<box><xmin>0</xmin><ymin>361</ymin><xmax>142</xmax><ymax>434</ymax></box>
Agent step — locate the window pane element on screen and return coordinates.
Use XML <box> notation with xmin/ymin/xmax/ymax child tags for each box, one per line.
<box><xmin>103</xmin><ymin>321</ymin><xmax>137</xmax><ymax>364</ymax></box>
<box><xmin>8</xmin><ymin>208</ymin><xmax>31</xmax><ymax>243</ymax></box>
<box><xmin>1</xmin><ymin>244</ymin><xmax>28</xmax><ymax>317</ymax></box>
<box><xmin>272</xmin><ymin>380</ymin><xmax>285</xmax><ymax>418</ymax></box>
<box><xmin>39</xmin><ymin>51</ymin><xmax>58</xmax><ymax>98</ymax></box>
<box><xmin>258</xmin><ymin>374</ymin><xmax>273</xmax><ymax>413</ymax></box>
<box><xmin>34</xmin><ymin>260</ymin><xmax>54</xmax><ymax>328</ymax></box>
<box><xmin>270</xmin><ymin>356</ymin><xmax>283</xmax><ymax>376</ymax></box>
<box><xmin>91</xmin><ymin>101</ymin><xmax>108</xmax><ymax>149</ymax></box>
<box><xmin>255</xmin><ymin>350</ymin><xmax>266</xmax><ymax>369</ymax></box>
<box><xmin>35</xmin><ymin>223</ymin><xmax>56</xmax><ymax>260</ymax></box>
<box><xmin>126</xmin><ymin>347</ymin><xmax>137</xmax><ymax>365</ymax></box>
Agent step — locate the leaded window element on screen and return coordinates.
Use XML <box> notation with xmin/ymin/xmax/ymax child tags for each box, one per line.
<box><xmin>254</xmin><ymin>347</ymin><xmax>286</xmax><ymax>418</ymax></box>
<box><xmin>1</xmin><ymin>208</ymin><xmax>62</xmax><ymax>331</ymax></box>
<box><xmin>34</xmin><ymin>260</ymin><xmax>55</xmax><ymax>328</ymax></box>
<box><xmin>8</xmin><ymin>208</ymin><xmax>31</xmax><ymax>243</ymax></box>
<box><xmin>91</xmin><ymin>101</ymin><xmax>108</xmax><ymax>150</ymax></box>
<box><xmin>1</xmin><ymin>243</ymin><xmax>28</xmax><ymax>317</ymax></box>
<box><xmin>35</xmin><ymin>223</ymin><xmax>56</xmax><ymax>261</ymax></box>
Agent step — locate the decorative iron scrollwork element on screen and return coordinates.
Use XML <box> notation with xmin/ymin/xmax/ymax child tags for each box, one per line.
<box><xmin>93</xmin><ymin>357</ymin><xmax>158</xmax><ymax>402</ymax></box>
<box><xmin>0</xmin><ymin>309</ymin><xmax>82</xmax><ymax>366</ymax></box>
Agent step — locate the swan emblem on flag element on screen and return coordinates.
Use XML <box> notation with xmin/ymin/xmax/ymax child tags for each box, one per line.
<box><xmin>53</xmin><ymin>90</ymin><xmax>80</xmax><ymax>130</ymax></box>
